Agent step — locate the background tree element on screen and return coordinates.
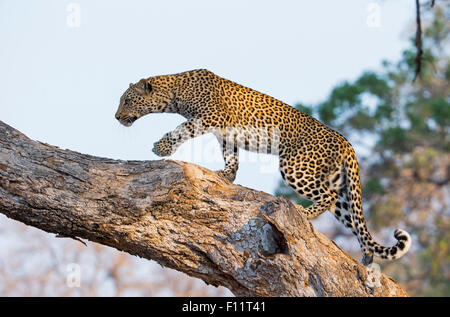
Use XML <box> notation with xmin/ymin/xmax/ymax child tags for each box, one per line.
<box><xmin>275</xmin><ymin>5</ymin><xmax>449</xmax><ymax>296</ymax></box>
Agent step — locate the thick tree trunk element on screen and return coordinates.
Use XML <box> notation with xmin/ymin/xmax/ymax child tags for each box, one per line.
<box><xmin>0</xmin><ymin>120</ymin><xmax>407</xmax><ymax>297</ymax></box>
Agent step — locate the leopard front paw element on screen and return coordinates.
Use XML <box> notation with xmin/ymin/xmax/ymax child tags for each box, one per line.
<box><xmin>152</xmin><ymin>136</ymin><xmax>175</xmax><ymax>157</ymax></box>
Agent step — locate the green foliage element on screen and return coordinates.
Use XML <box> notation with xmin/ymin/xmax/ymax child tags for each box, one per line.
<box><xmin>363</xmin><ymin>178</ymin><xmax>384</xmax><ymax>196</ymax></box>
<box><xmin>294</xmin><ymin>103</ymin><xmax>313</xmax><ymax>116</ymax></box>
<box><xmin>430</xmin><ymin>97</ymin><xmax>450</xmax><ymax>128</ymax></box>
<box><xmin>378</xmin><ymin>127</ymin><xmax>410</xmax><ymax>153</ymax></box>
<box><xmin>275</xmin><ymin>6</ymin><xmax>449</xmax><ymax>296</ymax></box>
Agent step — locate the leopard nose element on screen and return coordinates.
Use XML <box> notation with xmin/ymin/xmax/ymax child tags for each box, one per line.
<box><xmin>115</xmin><ymin>113</ymin><xmax>120</xmax><ymax>120</ymax></box>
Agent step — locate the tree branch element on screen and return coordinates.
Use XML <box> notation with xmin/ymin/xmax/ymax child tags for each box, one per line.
<box><xmin>0</xmin><ymin>120</ymin><xmax>407</xmax><ymax>297</ymax></box>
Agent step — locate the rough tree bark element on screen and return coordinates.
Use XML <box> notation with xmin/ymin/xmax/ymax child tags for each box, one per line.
<box><xmin>0</xmin><ymin>120</ymin><xmax>407</xmax><ymax>297</ymax></box>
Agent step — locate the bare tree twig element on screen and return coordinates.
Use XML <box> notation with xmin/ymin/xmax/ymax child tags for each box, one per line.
<box><xmin>413</xmin><ymin>0</ymin><xmax>423</xmax><ymax>82</ymax></box>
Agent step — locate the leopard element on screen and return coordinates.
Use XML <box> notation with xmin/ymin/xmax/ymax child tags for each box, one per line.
<box><xmin>115</xmin><ymin>69</ymin><xmax>411</xmax><ymax>265</ymax></box>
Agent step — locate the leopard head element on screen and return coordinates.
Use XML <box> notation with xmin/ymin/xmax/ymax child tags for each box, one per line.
<box><xmin>115</xmin><ymin>77</ymin><xmax>175</xmax><ymax>127</ymax></box>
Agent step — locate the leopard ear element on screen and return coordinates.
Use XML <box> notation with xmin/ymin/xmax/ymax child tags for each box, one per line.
<box><xmin>132</xmin><ymin>79</ymin><xmax>147</xmax><ymax>93</ymax></box>
<box><xmin>144</xmin><ymin>80</ymin><xmax>152</xmax><ymax>93</ymax></box>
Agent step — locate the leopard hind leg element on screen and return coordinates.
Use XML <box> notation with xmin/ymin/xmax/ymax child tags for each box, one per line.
<box><xmin>280</xmin><ymin>155</ymin><xmax>338</xmax><ymax>220</ymax></box>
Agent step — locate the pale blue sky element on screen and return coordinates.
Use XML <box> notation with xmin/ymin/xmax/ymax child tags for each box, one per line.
<box><xmin>0</xmin><ymin>0</ymin><xmax>415</xmax><ymax>194</ymax></box>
